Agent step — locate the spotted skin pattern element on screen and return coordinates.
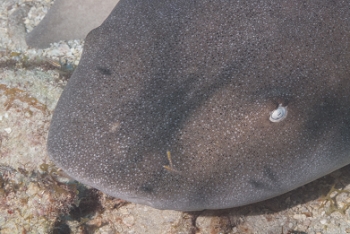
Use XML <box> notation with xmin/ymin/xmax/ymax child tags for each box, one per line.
<box><xmin>47</xmin><ymin>0</ymin><xmax>350</xmax><ymax>211</ymax></box>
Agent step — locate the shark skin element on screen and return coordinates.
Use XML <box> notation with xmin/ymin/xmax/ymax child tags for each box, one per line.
<box><xmin>47</xmin><ymin>0</ymin><xmax>350</xmax><ymax>211</ymax></box>
<box><xmin>25</xmin><ymin>0</ymin><xmax>120</xmax><ymax>48</ymax></box>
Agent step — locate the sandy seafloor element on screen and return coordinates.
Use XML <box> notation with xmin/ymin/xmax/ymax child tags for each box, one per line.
<box><xmin>1</xmin><ymin>0</ymin><xmax>350</xmax><ymax>233</ymax></box>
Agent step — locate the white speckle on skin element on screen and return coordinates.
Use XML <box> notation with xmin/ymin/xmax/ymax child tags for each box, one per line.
<box><xmin>4</xmin><ymin>127</ymin><xmax>12</xmax><ymax>134</ymax></box>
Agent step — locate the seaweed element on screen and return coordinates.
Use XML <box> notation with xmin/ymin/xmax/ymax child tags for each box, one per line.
<box><xmin>319</xmin><ymin>184</ymin><xmax>350</xmax><ymax>215</ymax></box>
<box><xmin>0</xmin><ymin>84</ymin><xmax>50</xmax><ymax>116</ymax></box>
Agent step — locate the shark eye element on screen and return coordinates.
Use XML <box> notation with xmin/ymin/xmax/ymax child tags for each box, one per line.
<box><xmin>269</xmin><ymin>104</ymin><xmax>287</xmax><ymax>122</ymax></box>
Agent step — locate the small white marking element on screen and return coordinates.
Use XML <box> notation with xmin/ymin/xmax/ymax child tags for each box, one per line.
<box><xmin>269</xmin><ymin>104</ymin><xmax>287</xmax><ymax>122</ymax></box>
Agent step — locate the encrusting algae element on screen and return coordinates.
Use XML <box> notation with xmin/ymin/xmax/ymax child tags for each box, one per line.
<box><xmin>0</xmin><ymin>163</ymin><xmax>79</xmax><ymax>234</ymax></box>
<box><xmin>0</xmin><ymin>84</ymin><xmax>49</xmax><ymax>116</ymax></box>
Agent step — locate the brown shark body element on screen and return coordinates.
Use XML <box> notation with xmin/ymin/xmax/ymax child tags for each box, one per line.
<box><xmin>48</xmin><ymin>0</ymin><xmax>350</xmax><ymax>211</ymax></box>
